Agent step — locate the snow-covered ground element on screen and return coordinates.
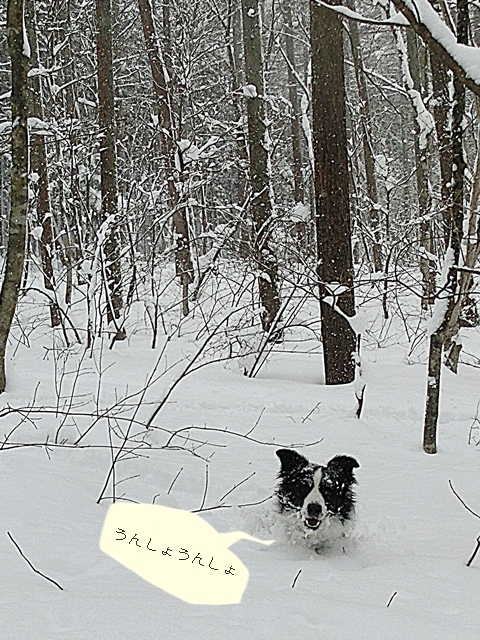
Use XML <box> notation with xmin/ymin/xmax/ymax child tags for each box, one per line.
<box><xmin>1</xmin><ymin>290</ymin><xmax>480</xmax><ymax>639</ymax></box>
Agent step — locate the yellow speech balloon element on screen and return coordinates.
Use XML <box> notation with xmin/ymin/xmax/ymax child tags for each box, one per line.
<box><xmin>99</xmin><ymin>503</ymin><xmax>274</xmax><ymax>605</ymax></box>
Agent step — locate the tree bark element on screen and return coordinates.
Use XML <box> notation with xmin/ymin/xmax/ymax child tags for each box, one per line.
<box><xmin>26</xmin><ymin>0</ymin><xmax>61</xmax><ymax>329</ymax></box>
<box><xmin>241</xmin><ymin>0</ymin><xmax>281</xmax><ymax>335</ymax></box>
<box><xmin>406</xmin><ymin>29</ymin><xmax>436</xmax><ymax>308</ymax></box>
<box><xmin>282</xmin><ymin>0</ymin><xmax>304</xmax><ymax>207</ymax></box>
<box><xmin>137</xmin><ymin>0</ymin><xmax>194</xmax><ymax>316</ymax></box>
<box><xmin>423</xmin><ymin>0</ymin><xmax>468</xmax><ymax>454</ymax></box>
<box><xmin>428</xmin><ymin>0</ymin><xmax>453</xmax><ymax>247</ymax></box>
<box><xmin>227</xmin><ymin>0</ymin><xmax>250</xmax><ymax>257</ymax></box>
<box><xmin>96</xmin><ymin>0</ymin><xmax>123</xmax><ymax>324</ymax></box>
<box><xmin>310</xmin><ymin>0</ymin><xmax>356</xmax><ymax>384</ymax></box>
<box><xmin>390</xmin><ymin>0</ymin><xmax>480</xmax><ymax>98</ymax></box>
<box><xmin>0</xmin><ymin>0</ymin><xmax>29</xmax><ymax>392</ymax></box>
<box><xmin>346</xmin><ymin>0</ymin><xmax>382</xmax><ymax>273</ymax></box>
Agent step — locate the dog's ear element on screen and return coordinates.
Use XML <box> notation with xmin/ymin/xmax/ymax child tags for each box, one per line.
<box><xmin>276</xmin><ymin>448</ymin><xmax>309</xmax><ymax>473</ymax></box>
<box><xmin>325</xmin><ymin>455</ymin><xmax>359</xmax><ymax>479</ymax></box>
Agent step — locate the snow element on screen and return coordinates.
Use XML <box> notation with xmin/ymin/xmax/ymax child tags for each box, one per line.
<box><xmin>290</xmin><ymin>202</ymin><xmax>310</xmax><ymax>222</ymax></box>
<box><xmin>398</xmin><ymin>0</ymin><xmax>480</xmax><ymax>86</ymax></box>
<box><xmin>394</xmin><ymin>29</ymin><xmax>435</xmax><ymax>150</ymax></box>
<box><xmin>22</xmin><ymin>5</ymin><xmax>31</xmax><ymax>58</ymax></box>
<box><xmin>314</xmin><ymin>0</ymin><xmax>409</xmax><ymax>26</ymax></box>
<box><xmin>2</xmin><ymin>283</ymin><xmax>480</xmax><ymax>639</ymax></box>
<box><xmin>426</xmin><ymin>248</ymin><xmax>455</xmax><ymax>335</ymax></box>
<box><xmin>242</xmin><ymin>84</ymin><xmax>258</xmax><ymax>98</ymax></box>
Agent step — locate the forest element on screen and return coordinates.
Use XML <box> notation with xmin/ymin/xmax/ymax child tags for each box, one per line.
<box><xmin>2</xmin><ymin>0</ymin><xmax>480</xmax><ymax>638</ymax></box>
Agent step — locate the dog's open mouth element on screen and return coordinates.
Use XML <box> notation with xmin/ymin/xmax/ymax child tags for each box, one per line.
<box><xmin>304</xmin><ymin>516</ymin><xmax>321</xmax><ymax>530</ymax></box>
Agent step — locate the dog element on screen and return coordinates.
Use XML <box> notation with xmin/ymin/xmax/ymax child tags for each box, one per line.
<box><xmin>275</xmin><ymin>448</ymin><xmax>359</xmax><ymax>549</ymax></box>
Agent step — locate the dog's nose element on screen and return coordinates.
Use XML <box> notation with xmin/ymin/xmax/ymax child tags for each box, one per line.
<box><xmin>306</xmin><ymin>503</ymin><xmax>322</xmax><ymax>518</ymax></box>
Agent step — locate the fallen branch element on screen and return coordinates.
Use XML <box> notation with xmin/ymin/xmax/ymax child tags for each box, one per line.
<box><xmin>466</xmin><ymin>535</ymin><xmax>480</xmax><ymax>567</ymax></box>
<box><xmin>7</xmin><ymin>531</ymin><xmax>64</xmax><ymax>591</ymax></box>
<box><xmin>291</xmin><ymin>569</ymin><xmax>302</xmax><ymax>588</ymax></box>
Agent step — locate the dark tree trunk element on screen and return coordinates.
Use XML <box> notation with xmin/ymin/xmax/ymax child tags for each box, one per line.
<box><xmin>96</xmin><ymin>0</ymin><xmax>123</xmax><ymax>323</ymax></box>
<box><xmin>241</xmin><ymin>0</ymin><xmax>281</xmax><ymax>335</ymax></box>
<box><xmin>1</xmin><ymin>0</ymin><xmax>29</xmax><ymax>392</ymax></box>
<box><xmin>310</xmin><ymin>0</ymin><xmax>356</xmax><ymax>384</ymax></box>
<box><xmin>138</xmin><ymin>0</ymin><xmax>194</xmax><ymax>316</ymax></box>
<box><xmin>423</xmin><ymin>0</ymin><xmax>468</xmax><ymax>454</ymax></box>
<box><xmin>26</xmin><ymin>0</ymin><xmax>61</xmax><ymax>329</ymax></box>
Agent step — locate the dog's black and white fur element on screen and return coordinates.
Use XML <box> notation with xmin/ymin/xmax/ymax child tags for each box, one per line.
<box><xmin>275</xmin><ymin>448</ymin><xmax>359</xmax><ymax>549</ymax></box>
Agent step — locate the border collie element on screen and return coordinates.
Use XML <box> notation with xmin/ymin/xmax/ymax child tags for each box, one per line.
<box><xmin>275</xmin><ymin>448</ymin><xmax>359</xmax><ymax>550</ymax></box>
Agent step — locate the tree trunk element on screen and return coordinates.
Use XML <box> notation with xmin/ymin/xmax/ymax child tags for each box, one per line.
<box><xmin>96</xmin><ymin>0</ymin><xmax>123</xmax><ymax>324</ymax></box>
<box><xmin>429</xmin><ymin>0</ymin><xmax>453</xmax><ymax>247</ymax></box>
<box><xmin>241</xmin><ymin>0</ymin><xmax>281</xmax><ymax>335</ymax></box>
<box><xmin>346</xmin><ymin>0</ymin><xmax>382</xmax><ymax>273</ymax></box>
<box><xmin>26</xmin><ymin>0</ymin><xmax>61</xmax><ymax>329</ymax></box>
<box><xmin>310</xmin><ymin>0</ymin><xmax>356</xmax><ymax>384</ymax></box>
<box><xmin>282</xmin><ymin>0</ymin><xmax>304</xmax><ymax>207</ymax></box>
<box><xmin>423</xmin><ymin>0</ymin><xmax>468</xmax><ymax>454</ymax></box>
<box><xmin>137</xmin><ymin>0</ymin><xmax>194</xmax><ymax>316</ymax></box>
<box><xmin>406</xmin><ymin>29</ymin><xmax>436</xmax><ymax>308</ymax></box>
<box><xmin>227</xmin><ymin>0</ymin><xmax>250</xmax><ymax>257</ymax></box>
<box><xmin>1</xmin><ymin>0</ymin><xmax>29</xmax><ymax>392</ymax></box>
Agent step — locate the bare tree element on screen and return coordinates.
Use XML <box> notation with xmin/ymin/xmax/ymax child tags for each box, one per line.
<box><xmin>96</xmin><ymin>0</ymin><xmax>123</xmax><ymax>323</ymax></box>
<box><xmin>310</xmin><ymin>0</ymin><xmax>356</xmax><ymax>384</ymax></box>
<box><xmin>26</xmin><ymin>0</ymin><xmax>61</xmax><ymax>329</ymax></box>
<box><xmin>346</xmin><ymin>0</ymin><xmax>382</xmax><ymax>273</ymax></box>
<box><xmin>241</xmin><ymin>0</ymin><xmax>281</xmax><ymax>335</ymax></box>
<box><xmin>137</xmin><ymin>0</ymin><xmax>194</xmax><ymax>316</ymax></box>
<box><xmin>423</xmin><ymin>0</ymin><xmax>468</xmax><ymax>454</ymax></box>
<box><xmin>0</xmin><ymin>0</ymin><xmax>29</xmax><ymax>392</ymax></box>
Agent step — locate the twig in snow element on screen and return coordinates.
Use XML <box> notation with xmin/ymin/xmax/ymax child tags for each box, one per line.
<box><xmin>244</xmin><ymin>408</ymin><xmax>265</xmax><ymax>437</ymax></box>
<box><xmin>386</xmin><ymin>591</ymin><xmax>397</xmax><ymax>607</ymax></box>
<box><xmin>291</xmin><ymin>569</ymin><xmax>302</xmax><ymax>588</ymax></box>
<box><xmin>355</xmin><ymin>384</ymin><xmax>366</xmax><ymax>419</ymax></box>
<box><xmin>466</xmin><ymin>535</ymin><xmax>480</xmax><ymax>567</ymax></box>
<box><xmin>220</xmin><ymin>472</ymin><xmax>256</xmax><ymax>502</ymax></box>
<box><xmin>7</xmin><ymin>531</ymin><xmax>64</xmax><ymax>591</ymax></box>
<box><xmin>167</xmin><ymin>467</ymin><xmax>184</xmax><ymax>495</ymax></box>
<box><xmin>199</xmin><ymin>464</ymin><xmax>209</xmax><ymax>511</ymax></box>
<box><xmin>448</xmin><ymin>481</ymin><xmax>480</xmax><ymax>567</ymax></box>
<box><xmin>448</xmin><ymin>480</ymin><xmax>480</xmax><ymax>519</ymax></box>
<box><xmin>301</xmin><ymin>402</ymin><xmax>321</xmax><ymax>424</ymax></box>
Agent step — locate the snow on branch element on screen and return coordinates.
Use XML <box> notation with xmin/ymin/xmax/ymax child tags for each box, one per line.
<box><xmin>314</xmin><ymin>0</ymin><xmax>409</xmax><ymax>26</ymax></box>
<box><xmin>390</xmin><ymin>0</ymin><xmax>480</xmax><ymax>97</ymax></box>
<box><xmin>394</xmin><ymin>29</ymin><xmax>435</xmax><ymax>149</ymax></box>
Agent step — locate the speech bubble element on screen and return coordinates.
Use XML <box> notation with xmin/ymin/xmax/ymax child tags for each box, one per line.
<box><xmin>99</xmin><ymin>502</ymin><xmax>274</xmax><ymax>605</ymax></box>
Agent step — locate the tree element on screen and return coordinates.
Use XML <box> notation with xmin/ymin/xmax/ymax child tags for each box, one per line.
<box><xmin>423</xmin><ymin>0</ymin><xmax>468</xmax><ymax>454</ymax></box>
<box><xmin>0</xmin><ymin>0</ymin><xmax>29</xmax><ymax>392</ymax></box>
<box><xmin>137</xmin><ymin>0</ymin><xmax>194</xmax><ymax>317</ymax></box>
<box><xmin>96</xmin><ymin>0</ymin><xmax>123</xmax><ymax>324</ymax></box>
<box><xmin>310</xmin><ymin>0</ymin><xmax>356</xmax><ymax>384</ymax></box>
<box><xmin>26</xmin><ymin>0</ymin><xmax>61</xmax><ymax>329</ymax></box>
<box><xmin>346</xmin><ymin>0</ymin><xmax>383</xmax><ymax>273</ymax></box>
<box><xmin>241</xmin><ymin>0</ymin><xmax>281</xmax><ymax>335</ymax></box>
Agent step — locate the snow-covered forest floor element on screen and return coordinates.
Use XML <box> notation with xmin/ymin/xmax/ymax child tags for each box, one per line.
<box><xmin>2</xmin><ymin>273</ymin><xmax>480</xmax><ymax>640</ymax></box>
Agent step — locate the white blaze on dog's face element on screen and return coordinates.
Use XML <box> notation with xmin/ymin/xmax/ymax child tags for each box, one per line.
<box><xmin>300</xmin><ymin>467</ymin><xmax>327</xmax><ymax>530</ymax></box>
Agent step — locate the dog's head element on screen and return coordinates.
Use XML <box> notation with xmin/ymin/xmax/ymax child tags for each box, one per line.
<box><xmin>275</xmin><ymin>449</ymin><xmax>359</xmax><ymax>530</ymax></box>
